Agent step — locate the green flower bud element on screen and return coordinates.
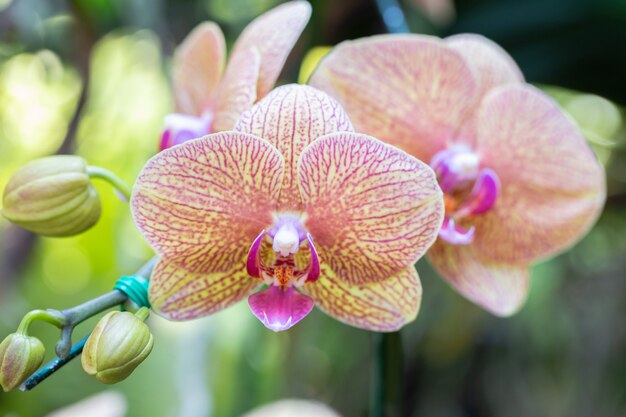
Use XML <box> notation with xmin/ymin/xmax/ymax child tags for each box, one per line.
<box><xmin>0</xmin><ymin>333</ymin><xmax>45</xmax><ymax>392</ymax></box>
<box><xmin>2</xmin><ymin>155</ymin><xmax>101</xmax><ymax>237</ymax></box>
<box><xmin>81</xmin><ymin>309</ymin><xmax>153</xmax><ymax>384</ymax></box>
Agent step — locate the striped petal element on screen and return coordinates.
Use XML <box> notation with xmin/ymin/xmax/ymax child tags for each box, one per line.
<box><xmin>149</xmin><ymin>256</ymin><xmax>259</xmax><ymax>320</ymax></box>
<box><xmin>304</xmin><ymin>264</ymin><xmax>422</xmax><ymax>332</ymax></box>
<box><xmin>445</xmin><ymin>34</ymin><xmax>524</xmax><ymax>98</ymax></box>
<box><xmin>299</xmin><ymin>133</ymin><xmax>443</xmax><ymax>285</ymax></box>
<box><xmin>235</xmin><ymin>84</ymin><xmax>354</xmax><ymax>210</ymax></box>
<box><xmin>472</xmin><ymin>85</ymin><xmax>606</xmax><ymax>263</ymax></box>
<box><xmin>309</xmin><ymin>35</ymin><xmax>479</xmax><ymax>162</ymax></box>
<box><xmin>230</xmin><ymin>0</ymin><xmax>311</xmax><ymax>98</ymax></box>
<box><xmin>131</xmin><ymin>132</ymin><xmax>284</xmax><ymax>273</ymax></box>
<box><xmin>173</xmin><ymin>22</ymin><xmax>226</xmax><ymax>116</ymax></box>
<box><xmin>427</xmin><ymin>240</ymin><xmax>529</xmax><ymax>316</ymax></box>
<box><xmin>212</xmin><ymin>47</ymin><xmax>261</xmax><ymax>132</ymax></box>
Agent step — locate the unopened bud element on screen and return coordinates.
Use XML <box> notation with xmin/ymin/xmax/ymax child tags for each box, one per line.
<box><xmin>0</xmin><ymin>333</ymin><xmax>45</xmax><ymax>392</ymax></box>
<box><xmin>2</xmin><ymin>155</ymin><xmax>101</xmax><ymax>236</ymax></box>
<box><xmin>81</xmin><ymin>309</ymin><xmax>153</xmax><ymax>384</ymax></box>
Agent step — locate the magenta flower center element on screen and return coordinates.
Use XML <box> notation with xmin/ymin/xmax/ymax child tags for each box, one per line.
<box><xmin>430</xmin><ymin>145</ymin><xmax>500</xmax><ymax>245</ymax></box>
<box><xmin>245</xmin><ymin>214</ymin><xmax>320</xmax><ymax>331</ymax></box>
<box><xmin>159</xmin><ymin>112</ymin><xmax>214</xmax><ymax>151</ymax></box>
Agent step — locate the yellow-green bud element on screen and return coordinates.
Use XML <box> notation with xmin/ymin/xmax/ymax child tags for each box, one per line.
<box><xmin>81</xmin><ymin>309</ymin><xmax>153</xmax><ymax>384</ymax></box>
<box><xmin>0</xmin><ymin>333</ymin><xmax>45</xmax><ymax>392</ymax></box>
<box><xmin>2</xmin><ymin>155</ymin><xmax>101</xmax><ymax>237</ymax></box>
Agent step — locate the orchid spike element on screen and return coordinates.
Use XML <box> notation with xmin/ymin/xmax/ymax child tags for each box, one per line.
<box><xmin>132</xmin><ymin>84</ymin><xmax>444</xmax><ymax>332</ymax></box>
<box><xmin>310</xmin><ymin>33</ymin><xmax>606</xmax><ymax>316</ymax></box>
<box><xmin>160</xmin><ymin>1</ymin><xmax>311</xmax><ymax>150</ymax></box>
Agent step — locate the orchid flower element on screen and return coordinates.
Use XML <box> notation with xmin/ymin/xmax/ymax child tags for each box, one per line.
<box><xmin>309</xmin><ymin>34</ymin><xmax>606</xmax><ymax>316</ymax></box>
<box><xmin>160</xmin><ymin>1</ymin><xmax>311</xmax><ymax>150</ymax></box>
<box><xmin>132</xmin><ymin>84</ymin><xmax>444</xmax><ymax>332</ymax></box>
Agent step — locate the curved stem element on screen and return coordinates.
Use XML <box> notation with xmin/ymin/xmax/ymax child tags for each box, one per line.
<box><xmin>16</xmin><ymin>310</ymin><xmax>66</xmax><ymax>335</ymax></box>
<box><xmin>86</xmin><ymin>166</ymin><xmax>132</xmax><ymax>201</ymax></box>
<box><xmin>20</xmin><ymin>257</ymin><xmax>157</xmax><ymax>391</ymax></box>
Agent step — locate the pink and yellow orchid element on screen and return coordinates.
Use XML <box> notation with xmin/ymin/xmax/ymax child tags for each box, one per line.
<box><xmin>309</xmin><ymin>34</ymin><xmax>606</xmax><ymax>316</ymax></box>
<box><xmin>160</xmin><ymin>1</ymin><xmax>311</xmax><ymax>150</ymax></box>
<box><xmin>132</xmin><ymin>84</ymin><xmax>444</xmax><ymax>332</ymax></box>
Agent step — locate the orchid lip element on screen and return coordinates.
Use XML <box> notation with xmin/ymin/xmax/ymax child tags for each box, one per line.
<box><xmin>454</xmin><ymin>168</ymin><xmax>500</xmax><ymax>217</ymax></box>
<box><xmin>439</xmin><ymin>217</ymin><xmax>475</xmax><ymax>245</ymax></box>
<box><xmin>248</xmin><ymin>286</ymin><xmax>315</xmax><ymax>332</ymax></box>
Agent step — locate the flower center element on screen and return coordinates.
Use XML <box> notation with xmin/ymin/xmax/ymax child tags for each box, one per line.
<box><xmin>159</xmin><ymin>112</ymin><xmax>214</xmax><ymax>150</ymax></box>
<box><xmin>430</xmin><ymin>145</ymin><xmax>500</xmax><ymax>245</ymax></box>
<box><xmin>246</xmin><ymin>214</ymin><xmax>320</xmax><ymax>287</ymax></box>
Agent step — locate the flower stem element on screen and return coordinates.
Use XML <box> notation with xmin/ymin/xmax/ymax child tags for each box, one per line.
<box><xmin>371</xmin><ymin>331</ymin><xmax>404</xmax><ymax>417</ymax></box>
<box><xmin>86</xmin><ymin>166</ymin><xmax>132</xmax><ymax>201</ymax></box>
<box><xmin>19</xmin><ymin>257</ymin><xmax>156</xmax><ymax>391</ymax></box>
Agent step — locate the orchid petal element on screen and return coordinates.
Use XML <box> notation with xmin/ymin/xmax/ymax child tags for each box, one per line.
<box><xmin>131</xmin><ymin>132</ymin><xmax>284</xmax><ymax>273</ymax></box>
<box><xmin>149</xmin><ymin>256</ymin><xmax>259</xmax><ymax>320</ymax></box>
<box><xmin>229</xmin><ymin>1</ymin><xmax>311</xmax><ymax>98</ymax></box>
<box><xmin>445</xmin><ymin>34</ymin><xmax>524</xmax><ymax>97</ymax></box>
<box><xmin>173</xmin><ymin>22</ymin><xmax>226</xmax><ymax>116</ymax></box>
<box><xmin>304</xmin><ymin>264</ymin><xmax>422</xmax><ymax>332</ymax></box>
<box><xmin>299</xmin><ymin>133</ymin><xmax>444</xmax><ymax>285</ymax></box>
<box><xmin>236</xmin><ymin>84</ymin><xmax>354</xmax><ymax>210</ymax></box>
<box><xmin>309</xmin><ymin>35</ymin><xmax>478</xmax><ymax>162</ymax></box>
<box><xmin>212</xmin><ymin>47</ymin><xmax>261</xmax><ymax>132</ymax></box>
<box><xmin>428</xmin><ymin>241</ymin><xmax>529</xmax><ymax>316</ymax></box>
<box><xmin>472</xmin><ymin>85</ymin><xmax>606</xmax><ymax>263</ymax></box>
<box><xmin>248</xmin><ymin>286</ymin><xmax>315</xmax><ymax>332</ymax></box>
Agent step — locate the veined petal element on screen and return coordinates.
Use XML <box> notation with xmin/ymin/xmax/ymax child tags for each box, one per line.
<box><xmin>299</xmin><ymin>133</ymin><xmax>443</xmax><ymax>285</ymax></box>
<box><xmin>445</xmin><ymin>34</ymin><xmax>524</xmax><ymax>98</ymax></box>
<box><xmin>428</xmin><ymin>241</ymin><xmax>529</xmax><ymax>316</ymax></box>
<box><xmin>304</xmin><ymin>264</ymin><xmax>422</xmax><ymax>332</ymax></box>
<box><xmin>235</xmin><ymin>84</ymin><xmax>354</xmax><ymax>210</ymax></box>
<box><xmin>230</xmin><ymin>0</ymin><xmax>311</xmax><ymax>98</ymax></box>
<box><xmin>173</xmin><ymin>22</ymin><xmax>226</xmax><ymax>116</ymax></box>
<box><xmin>248</xmin><ymin>286</ymin><xmax>315</xmax><ymax>332</ymax></box>
<box><xmin>472</xmin><ymin>84</ymin><xmax>606</xmax><ymax>263</ymax></box>
<box><xmin>212</xmin><ymin>47</ymin><xmax>261</xmax><ymax>132</ymax></box>
<box><xmin>149</xmin><ymin>256</ymin><xmax>259</xmax><ymax>320</ymax></box>
<box><xmin>309</xmin><ymin>34</ymin><xmax>479</xmax><ymax>162</ymax></box>
<box><xmin>131</xmin><ymin>132</ymin><xmax>284</xmax><ymax>273</ymax></box>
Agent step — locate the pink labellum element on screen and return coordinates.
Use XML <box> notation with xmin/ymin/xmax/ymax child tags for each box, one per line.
<box><xmin>305</xmin><ymin>233</ymin><xmax>320</xmax><ymax>282</ymax></box>
<box><xmin>246</xmin><ymin>230</ymin><xmax>266</xmax><ymax>278</ymax></box>
<box><xmin>456</xmin><ymin>168</ymin><xmax>500</xmax><ymax>217</ymax></box>
<box><xmin>439</xmin><ymin>217</ymin><xmax>474</xmax><ymax>245</ymax></box>
<box><xmin>248</xmin><ymin>286</ymin><xmax>315</xmax><ymax>332</ymax></box>
<box><xmin>160</xmin><ymin>113</ymin><xmax>213</xmax><ymax>150</ymax></box>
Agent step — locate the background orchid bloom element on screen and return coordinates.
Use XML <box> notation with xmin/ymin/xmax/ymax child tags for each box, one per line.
<box><xmin>309</xmin><ymin>34</ymin><xmax>606</xmax><ymax>316</ymax></box>
<box><xmin>159</xmin><ymin>1</ymin><xmax>311</xmax><ymax>150</ymax></box>
<box><xmin>132</xmin><ymin>84</ymin><xmax>444</xmax><ymax>332</ymax></box>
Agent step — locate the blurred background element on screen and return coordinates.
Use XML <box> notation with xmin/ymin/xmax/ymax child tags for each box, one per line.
<box><xmin>1</xmin><ymin>0</ymin><xmax>626</xmax><ymax>416</ymax></box>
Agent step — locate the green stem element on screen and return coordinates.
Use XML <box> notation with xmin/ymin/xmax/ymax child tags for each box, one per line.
<box><xmin>20</xmin><ymin>257</ymin><xmax>157</xmax><ymax>391</ymax></box>
<box><xmin>17</xmin><ymin>310</ymin><xmax>66</xmax><ymax>335</ymax></box>
<box><xmin>371</xmin><ymin>331</ymin><xmax>403</xmax><ymax>417</ymax></box>
<box><xmin>86</xmin><ymin>166</ymin><xmax>131</xmax><ymax>201</ymax></box>
<box><xmin>134</xmin><ymin>307</ymin><xmax>150</xmax><ymax>321</ymax></box>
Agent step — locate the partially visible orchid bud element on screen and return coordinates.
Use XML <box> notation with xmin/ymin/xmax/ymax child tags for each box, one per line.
<box><xmin>2</xmin><ymin>155</ymin><xmax>101</xmax><ymax>237</ymax></box>
<box><xmin>81</xmin><ymin>308</ymin><xmax>153</xmax><ymax>384</ymax></box>
<box><xmin>0</xmin><ymin>333</ymin><xmax>45</xmax><ymax>392</ymax></box>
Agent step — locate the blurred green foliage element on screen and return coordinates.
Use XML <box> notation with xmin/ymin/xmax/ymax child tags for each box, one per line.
<box><xmin>0</xmin><ymin>0</ymin><xmax>626</xmax><ymax>416</ymax></box>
